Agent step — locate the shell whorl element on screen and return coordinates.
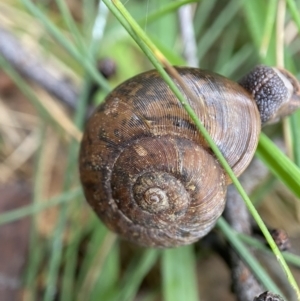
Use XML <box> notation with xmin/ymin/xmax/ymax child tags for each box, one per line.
<box><xmin>79</xmin><ymin>67</ymin><xmax>261</xmax><ymax>247</ymax></box>
<box><xmin>108</xmin><ymin>136</ymin><xmax>227</xmax><ymax>246</ymax></box>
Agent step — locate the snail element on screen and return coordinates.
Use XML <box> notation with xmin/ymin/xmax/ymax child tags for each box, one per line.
<box><xmin>79</xmin><ymin>65</ymin><xmax>300</xmax><ymax>248</ymax></box>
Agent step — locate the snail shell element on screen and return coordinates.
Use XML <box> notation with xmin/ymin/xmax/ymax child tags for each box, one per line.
<box><xmin>79</xmin><ymin>67</ymin><xmax>261</xmax><ymax>247</ymax></box>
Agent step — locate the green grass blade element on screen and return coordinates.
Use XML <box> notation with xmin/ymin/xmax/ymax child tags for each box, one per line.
<box><xmin>197</xmin><ymin>0</ymin><xmax>243</xmax><ymax>63</ymax></box>
<box><xmin>218</xmin><ymin>43</ymin><xmax>253</xmax><ymax>76</ymax></box>
<box><xmin>43</xmin><ymin>204</ymin><xmax>69</xmax><ymax>301</ymax></box>
<box><xmin>193</xmin><ymin>0</ymin><xmax>217</xmax><ymax>37</ymax></box>
<box><xmin>55</xmin><ymin>0</ymin><xmax>86</xmax><ymax>50</ymax></box>
<box><xmin>214</xmin><ymin>24</ymin><xmax>239</xmax><ymax>72</ymax></box>
<box><xmin>42</xmin><ymin>19</ymin><xmax>99</xmax><ymax>301</ymax></box>
<box><xmin>242</xmin><ymin>1</ymin><xmax>268</xmax><ymax>48</ymax></box>
<box><xmin>242</xmin><ymin>0</ymin><xmax>276</xmax><ymax>64</ymax></box>
<box><xmin>250</xmin><ymin>176</ymin><xmax>277</xmax><ymax>206</ymax></box>
<box><xmin>24</xmin><ymin>127</ymin><xmax>48</xmax><ymax>301</ymax></box>
<box><xmin>21</xmin><ymin>0</ymin><xmax>110</xmax><ymax>92</ymax></box>
<box><xmin>256</xmin><ymin>133</ymin><xmax>300</xmax><ymax>198</ymax></box>
<box><xmin>145</xmin><ymin>0</ymin><xmax>177</xmax><ymax>48</ymax></box>
<box><xmin>77</xmin><ymin>230</ymin><xmax>116</xmax><ymax>300</ymax></box>
<box><xmin>75</xmin><ymin>219</ymin><xmax>109</xmax><ymax>295</ymax></box>
<box><xmin>238</xmin><ymin>234</ymin><xmax>300</xmax><ymax>268</ymax></box>
<box><xmin>139</xmin><ymin>0</ymin><xmax>197</xmax><ymax>25</ymax></box>
<box><xmin>150</xmin><ymin>36</ymin><xmax>186</xmax><ymax>65</ymax></box>
<box><xmin>259</xmin><ymin>0</ymin><xmax>277</xmax><ymax>58</ymax></box>
<box><xmin>217</xmin><ymin>218</ymin><xmax>284</xmax><ymax>295</ymax></box>
<box><xmin>61</xmin><ymin>218</ymin><xmax>85</xmax><ymax>301</ymax></box>
<box><xmin>90</xmin><ymin>242</ymin><xmax>119</xmax><ymax>301</ymax></box>
<box><xmin>290</xmin><ymin>112</ymin><xmax>300</xmax><ymax>167</ymax></box>
<box><xmin>83</xmin><ymin>0</ymin><xmax>97</xmax><ymax>34</ymax></box>
<box><xmin>162</xmin><ymin>246</ymin><xmax>199</xmax><ymax>301</ymax></box>
<box><xmin>111</xmin><ymin>249</ymin><xmax>159</xmax><ymax>301</ymax></box>
<box><xmin>0</xmin><ymin>187</ymin><xmax>82</xmax><ymax>226</ymax></box>
<box><xmin>0</xmin><ymin>54</ymin><xmax>66</xmax><ymax>133</ymax></box>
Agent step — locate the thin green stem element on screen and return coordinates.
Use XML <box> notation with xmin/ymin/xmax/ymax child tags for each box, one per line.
<box><xmin>217</xmin><ymin>218</ymin><xmax>283</xmax><ymax>294</ymax></box>
<box><xmin>197</xmin><ymin>0</ymin><xmax>243</xmax><ymax>63</ymax></box>
<box><xmin>0</xmin><ymin>55</ymin><xmax>60</xmax><ymax>131</ymax></box>
<box><xmin>46</xmin><ymin>16</ymin><xmax>110</xmax><ymax>296</ymax></box>
<box><xmin>60</xmin><ymin>209</ymin><xmax>85</xmax><ymax>301</ymax></box>
<box><xmin>0</xmin><ymin>188</ymin><xmax>82</xmax><ymax>226</ymax></box>
<box><xmin>55</xmin><ymin>0</ymin><xmax>86</xmax><ymax>51</ymax></box>
<box><xmin>112</xmin><ymin>249</ymin><xmax>160</xmax><ymax>301</ymax></box>
<box><xmin>138</xmin><ymin>0</ymin><xmax>198</xmax><ymax>25</ymax></box>
<box><xmin>24</xmin><ymin>127</ymin><xmax>47</xmax><ymax>301</ymax></box>
<box><xmin>162</xmin><ymin>246</ymin><xmax>199</xmax><ymax>301</ymax></box>
<box><xmin>260</xmin><ymin>0</ymin><xmax>277</xmax><ymax>58</ymax></box>
<box><xmin>256</xmin><ymin>133</ymin><xmax>300</xmax><ymax>198</ymax></box>
<box><xmin>20</xmin><ymin>0</ymin><xmax>110</xmax><ymax>92</ymax></box>
<box><xmin>105</xmin><ymin>1</ymin><xmax>300</xmax><ymax>298</ymax></box>
<box><xmin>238</xmin><ymin>234</ymin><xmax>300</xmax><ymax>268</ymax></box>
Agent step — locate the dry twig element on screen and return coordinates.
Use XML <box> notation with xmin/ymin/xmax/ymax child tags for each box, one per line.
<box><xmin>0</xmin><ymin>26</ymin><xmax>79</xmax><ymax>110</ymax></box>
<box><xmin>224</xmin><ymin>155</ymin><xmax>289</xmax><ymax>301</ymax></box>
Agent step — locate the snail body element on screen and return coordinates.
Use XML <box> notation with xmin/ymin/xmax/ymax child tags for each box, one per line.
<box><xmin>79</xmin><ymin>66</ymin><xmax>300</xmax><ymax>248</ymax></box>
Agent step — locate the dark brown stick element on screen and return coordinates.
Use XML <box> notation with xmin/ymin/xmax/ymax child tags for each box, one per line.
<box><xmin>0</xmin><ymin>26</ymin><xmax>79</xmax><ymax>109</ymax></box>
<box><xmin>224</xmin><ymin>158</ymin><xmax>270</xmax><ymax>301</ymax></box>
<box><xmin>254</xmin><ymin>291</ymin><xmax>285</xmax><ymax>301</ymax></box>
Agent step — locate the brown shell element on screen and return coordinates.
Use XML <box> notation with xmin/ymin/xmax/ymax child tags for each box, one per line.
<box><xmin>79</xmin><ymin>67</ymin><xmax>261</xmax><ymax>247</ymax></box>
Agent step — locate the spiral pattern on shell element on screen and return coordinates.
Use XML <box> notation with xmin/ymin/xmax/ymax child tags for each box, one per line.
<box><xmin>79</xmin><ymin>67</ymin><xmax>261</xmax><ymax>247</ymax></box>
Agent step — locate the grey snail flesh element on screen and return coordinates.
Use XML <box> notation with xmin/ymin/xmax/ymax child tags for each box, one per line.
<box><xmin>79</xmin><ymin>67</ymin><xmax>262</xmax><ymax>247</ymax></box>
